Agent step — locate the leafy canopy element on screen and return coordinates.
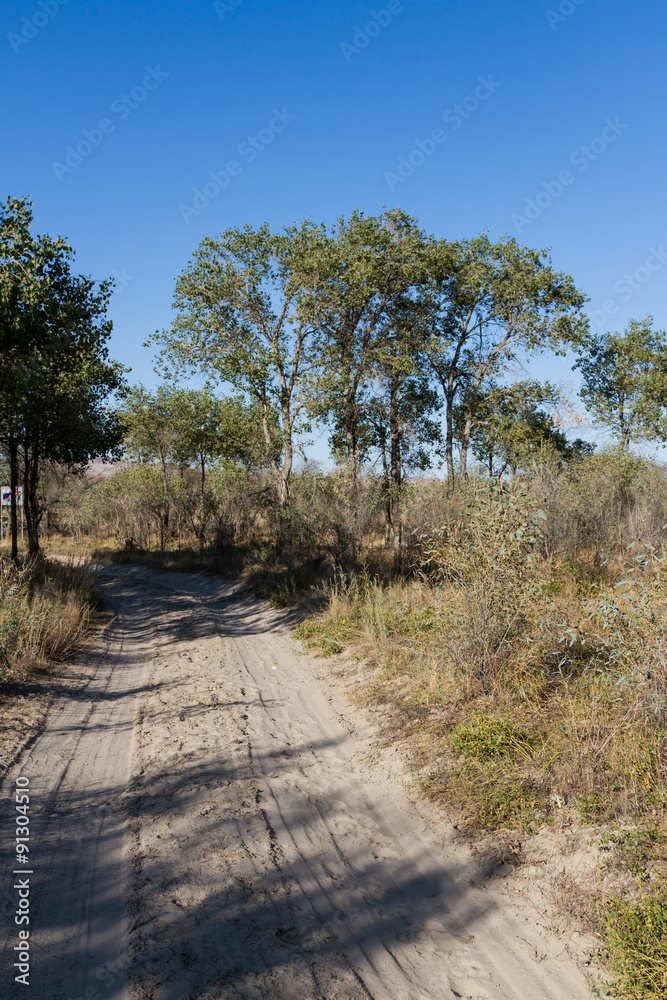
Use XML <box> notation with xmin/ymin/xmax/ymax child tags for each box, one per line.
<box><xmin>574</xmin><ymin>317</ymin><xmax>667</xmax><ymax>450</ymax></box>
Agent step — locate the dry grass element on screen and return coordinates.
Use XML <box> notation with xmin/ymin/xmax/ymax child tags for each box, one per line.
<box><xmin>295</xmin><ymin>475</ymin><xmax>667</xmax><ymax>998</ymax></box>
<box><xmin>41</xmin><ymin>453</ymin><xmax>667</xmax><ymax>996</ymax></box>
<box><xmin>0</xmin><ymin>556</ymin><xmax>98</xmax><ymax>673</ymax></box>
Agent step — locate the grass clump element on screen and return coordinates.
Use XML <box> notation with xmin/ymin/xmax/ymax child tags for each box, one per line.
<box><xmin>421</xmin><ymin>761</ymin><xmax>548</xmax><ymax>832</ymax></box>
<box><xmin>451</xmin><ymin>711</ymin><xmax>538</xmax><ymax>762</ymax></box>
<box><xmin>602</xmin><ymin>889</ymin><xmax>667</xmax><ymax>999</ymax></box>
<box><xmin>599</xmin><ymin>826</ymin><xmax>665</xmax><ymax>879</ymax></box>
<box><xmin>0</xmin><ymin>557</ymin><xmax>97</xmax><ymax>672</ymax></box>
<box><xmin>295</xmin><ymin>606</ymin><xmax>364</xmax><ymax>656</ymax></box>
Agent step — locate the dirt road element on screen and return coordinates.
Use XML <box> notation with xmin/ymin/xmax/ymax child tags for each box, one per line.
<box><xmin>1</xmin><ymin>565</ymin><xmax>593</xmax><ymax>999</ymax></box>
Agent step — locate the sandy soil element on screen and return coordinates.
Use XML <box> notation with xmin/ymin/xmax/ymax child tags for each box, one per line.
<box><xmin>0</xmin><ymin>564</ymin><xmax>595</xmax><ymax>999</ymax></box>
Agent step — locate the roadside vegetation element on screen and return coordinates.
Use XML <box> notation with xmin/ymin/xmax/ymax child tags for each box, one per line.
<box><xmin>0</xmin><ymin>556</ymin><xmax>98</xmax><ymax>675</ymax></box>
<box><xmin>295</xmin><ymin>454</ymin><xmax>667</xmax><ymax>999</ymax></box>
<box><xmin>3</xmin><ymin>196</ymin><xmax>667</xmax><ymax>995</ymax></box>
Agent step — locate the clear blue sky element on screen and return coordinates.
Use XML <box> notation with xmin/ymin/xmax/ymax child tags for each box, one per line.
<box><xmin>3</xmin><ymin>0</ymin><xmax>666</xmax><ymax>457</ymax></box>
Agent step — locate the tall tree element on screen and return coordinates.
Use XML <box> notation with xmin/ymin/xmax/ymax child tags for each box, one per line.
<box><xmin>0</xmin><ymin>197</ymin><xmax>125</xmax><ymax>556</ymax></box>
<box><xmin>304</xmin><ymin>210</ymin><xmax>426</xmax><ymax>490</ymax></box>
<box><xmin>21</xmin><ymin>346</ymin><xmax>125</xmax><ymax>553</ymax></box>
<box><xmin>574</xmin><ymin>317</ymin><xmax>667</xmax><ymax>450</ymax></box>
<box><xmin>456</xmin><ymin>380</ymin><xmax>593</xmax><ymax>475</ymax></box>
<box><xmin>363</xmin><ymin>304</ymin><xmax>441</xmax><ymax>548</ymax></box>
<box><xmin>151</xmin><ymin>222</ymin><xmax>322</xmax><ymax>519</ymax></box>
<box><xmin>0</xmin><ymin>197</ymin><xmax>68</xmax><ymax>557</ymax></box>
<box><xmin>423</xmin><ymin>235</ymin><xmax>588</xmax><ymax>492</ymax></box>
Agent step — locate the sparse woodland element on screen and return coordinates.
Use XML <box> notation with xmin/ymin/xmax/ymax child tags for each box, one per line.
<box><xmin>4</xmin><ymin>197</ymin><xmax>667</xmax><ymax>996</ymax></box>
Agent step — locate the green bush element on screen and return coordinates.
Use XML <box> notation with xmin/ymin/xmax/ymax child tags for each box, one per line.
<box><xmin>451</xmin><ymin>711</ymin><xmax>538</xmax><ymax>761</ymax></box>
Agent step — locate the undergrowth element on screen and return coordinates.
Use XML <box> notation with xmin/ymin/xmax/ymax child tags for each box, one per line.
<box><xmin>602</xmin><ymin>889</ymin><xmax>667</xmax><ymax>999</ymax></box>
<box><xmin>0</xmin><ymin>556</ymin><xmax>97</xmax><ymax>672</ymax></box>
<box><xmin>295</xmin><ymin>476</ymin><xmax>667</xmax><ymax>998</ymax></box>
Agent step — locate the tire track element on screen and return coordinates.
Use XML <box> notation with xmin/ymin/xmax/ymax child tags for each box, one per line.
<box><xmin>122</xmin><ymin>566</ymin><xmax>592</xmax><ymax>1000</ymax></box>
<box><xmin>0</xmin><ymin>566</ymin><xmax>157</xmax><ymax>1000</ymax></box>
<box><xmin>0</xmin><ymin>562</ymin><xmax>592</xmax><ymax>1000</ymax></box>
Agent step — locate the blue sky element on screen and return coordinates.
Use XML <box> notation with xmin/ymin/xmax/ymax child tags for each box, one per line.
<box><xmin>3</xmin><ymin>0</ymin><xmax>666</xmax><ymax>459</ymax></box>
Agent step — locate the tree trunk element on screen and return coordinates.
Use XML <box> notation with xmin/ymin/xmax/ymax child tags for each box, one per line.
<box><xmin>22</xmin><ymin>440</ymin><xmax>41</xmax><ymax>557</ymax></box>
<box><xmin>258</xmin><ymin>389</ymin><xmax>293</xmax><ymax>557</ymax></box>
<box><xmin>9</xmin><ymin>438</ymin><xmax>19</xmax><ymax>561</ymax></box>
<box><xmin>277</xmin><ymin>399</ymin><xmax>294</xmax><ymax>558</ymax></box>
<box><xmin>343</xmin><ymin>387</ymin><xmax>360</xmax><ymax>544</ymax></box>
<box><xmin>622</xmin><ymin>419</ymin><xmax>632</xmax><ymax>451</ymax></box>
<box><xmin>389</xmin><ymin>376</ymin><xmax>402</xmax><ymax>550</ymax></box>
<box><xmin>379</xmin><ymin>435</ymin><xmax>391</xmax><ymax>548</ymax></box>
<box><xmin>459</xmin><ymin>413</ymin><xmax>473</xmax><ymax>480</ymax></box>
<box><xmin>344</xmin><ymin>407</ymin><xmax>358</xmax><ymax>486</ymax></box>
<box><xmin>445</xmin><ymin>388</ymin><xmax>456</xmax><ymax>496</ymax></box>
<box><xmin>160</xmin><ymin>454</ymin><xmax>170</xmax><ymax>548</ymax></box>
<box><xmin>199</xmin><ymin>451</ymin><xmax>206</xmax><ymax>552</ymax></box>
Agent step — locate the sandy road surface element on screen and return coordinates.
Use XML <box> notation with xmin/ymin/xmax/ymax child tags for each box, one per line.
<box><xmin>1</xmin><ymin>565</ymin><xmax>593</xmax><ymax>1000</ymax></box>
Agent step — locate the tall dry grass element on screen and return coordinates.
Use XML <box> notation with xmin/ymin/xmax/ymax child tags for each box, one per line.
<box><xmin>0</xmin><ymin>557</ymin><xmax>97</xmax><ymax>673</ymax></box>
<box><xmin>296</xmin><ymin>457</ymin><xmax>667</xmax><ymax>998</ymax></box>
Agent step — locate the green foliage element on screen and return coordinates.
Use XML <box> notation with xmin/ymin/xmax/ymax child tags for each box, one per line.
<box><xmin>451</xmin><ymin>712</ymin><xmax>538</xmax><ymax>761</ymax></box>
<box><xmin>0</xmin><ymin>197</ymin><xmax>126</xmax><ymax>556</ymax></box>
<box><xmin>420</xmin><ymin>760</ymin><xmax>546</xmax><ymax>831</ymax></box>
<box><xmin>151</xmin><ymin>220</ymin><xmax>325</xmax><ymax>511</ymax></box>
<box><xmin>575</xmin><ymin>317</ymin><xmax>667</xmax><ymax>449</ymax></box>
<box><xmin>115</xmin><ymin>383</ymin><xmax>273</xmax><ymax>550</ymax></box>
<box><xmin>149</xmin><ymin>211</ymin><xmax>591</xmax><ymax>545</ymax></box>
<box><xmin>294</xmin><ymin>607</ymin><xmax>364</xmax><ymax>656</ymax></box>
<box><xmin>600</xmin><ymin>827</ymin><xmax>664</xmax><ymax>878</ymax></box>
<box><xmin>304</xmin><ymin>209</ymin><xmax>430</xmax><ymax>484</ymax></box>
<box><xmin>416</xmin><ymin>479</ymin><xmax>548</xmax><ymax>692</ymax></box>
<box><xmin>577</xmin><ymin>790</ymin><xmax>603</xmax><ymax>821</ymax></box>
<box><xmin>119</xmin><ymin>384</ymin><xmax>272</xmax><ymax>473</ymax></box>
<box><xmin>602</xmin><ymin>890</ymin><xmax>667</xmax><ymax>999</ymax></box>
<box><xmin>418</xmin><ymin>477</ymin><xmax>546</xmax><ymax>585</ymax></box>
<box><xmin>456</xmin><ymin>379</ymin><xmax>594</xmax><ymax>475</ymax></box>
<box><xmin>423</xmin><ymin>232</ymin><xmax>588</xmax><ymax>486</ymax></box>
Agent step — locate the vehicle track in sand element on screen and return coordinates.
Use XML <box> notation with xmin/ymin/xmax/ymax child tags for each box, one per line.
<box><xmin>1</xmin><ymin>564</ymin><xmax>593</xmax><ymax>1000</ymax></box>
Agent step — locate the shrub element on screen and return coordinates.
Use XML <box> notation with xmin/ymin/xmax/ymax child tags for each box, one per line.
<box><xmin>602</xmin><ymin>889</ymin><xmax>667</xmax><ymax>999</ymax></box>
<box><xmin>0</xmin><ymin>557</ymin><xmax>96</xmax><ymax>671</ymax></box>
<box><xmin>451</xmin><ymin>712</ymin><xmax>538</xmax><ymax>762</ymax></box>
